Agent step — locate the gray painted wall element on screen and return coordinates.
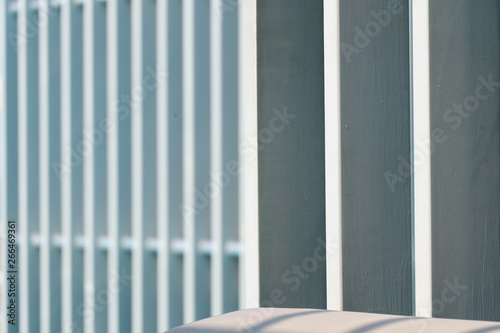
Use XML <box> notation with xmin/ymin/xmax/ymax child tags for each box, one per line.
<box><xmin>339</xmin><ymin>0</ymin><xmax>412</xmax><ymax>315</ymax></box>
<box><xmin>257</xmin><ymin>0</ymin><xmax>327</xmax><ymax>309</ymax></box>
<box><xmin>256</xmin><ymin>0</ymin><xmax>500</xmax><ymax>319</ymax></box>
<box><xmin>430</xmin><ymin>0</ymin><xmax>500</xmax><ymax>321</ymax></box>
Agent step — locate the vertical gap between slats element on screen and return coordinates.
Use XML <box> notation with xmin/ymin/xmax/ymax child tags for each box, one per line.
<box><xmin>210</xmin><ymin>0</ymin><xmax>223</xmax><ymax>318</ymax></box>
<box><xmin>93</xmin><ymin>1</ymin><xmax>107</xmax><ymax>330</ymax></box>
<box><xmin>116</xmin><ymin>0</ymin><xmax>132</xmax><ymax>330</ymax></box>
<box><xmin>0</xmin><ymin>1</ymin><xmax>8</xmax><ymax>331</ymax></box>
<box><xmin>27</xmin><ymin>1</ymin><xmax>40</xmax><ymax>328</ymax></box>
<box><xmin>221</xmin><ymin>0</ymin><xmax>239</xmax><ymax>313</ymax></box>
<box><xmin>166</xmin><ymin>0</ymin><xmax>183</xmax><ymax>327</ymax></box>
<box><xmin>193</xmin><ymin>0</ymin><xmax>211</xmax><ymax>319</ymax></box>
<box><xmin>411</xmin><ymin>0</ymin><xmax>432</xmax><ymax>318</ymax></box>
<box><xmin>324</xmin><ymin>0</ymin><xmax>343</xmax><ymax>311</ymax></box>
<box><xmin>70</xmin><ymin>4</ymin><xmax>85</xmax><ymax>332</ymax></box>
<box><xmin>17</xmin><ymin>0</ymin><xmax>29</xmax><ymax>330</ymax></box>
<box><xmin>141</xmin><ymin>0</ymin><xmax>157</xmax><ymax>329</ymax></box>
<box><xmin>49</xmin><ymin>3</ymin><xmax>62</xmax><ymax>331</ymax></box>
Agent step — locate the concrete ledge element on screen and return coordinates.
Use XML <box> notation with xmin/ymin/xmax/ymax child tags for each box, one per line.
<box><xmin>166</xmin><ymin>308</ymin><xmax>500</xmax><ymax>332</ymax></box>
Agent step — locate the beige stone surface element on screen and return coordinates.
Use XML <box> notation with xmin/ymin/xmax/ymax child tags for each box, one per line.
<box><xmin>166</xmin><ymin>308</ymin><xmax>500</xmax><ymax>333</ymax></box>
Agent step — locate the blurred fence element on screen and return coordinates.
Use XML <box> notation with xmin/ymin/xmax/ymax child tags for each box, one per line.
<box><xmin>0</xmin><ymin>0</ymin><xmax>243</xmax><ymax>332</ymax></box>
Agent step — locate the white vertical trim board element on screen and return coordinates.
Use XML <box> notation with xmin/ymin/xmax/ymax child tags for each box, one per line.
<box><xmin>131</xmin><ymin>0</ymin><xmax>144</xmax><ymax>331</ymax></box>
<box><xmin>411</xmin><ymin>0</ymin><xmax>433</xmax><ymax>318</ymax></box>
<box><xmin>239</xmin><ymin>0</ymin><xmax>259</xmax><ymax>309</ymax></box>
<box><xmin>107</xmin><ymin>0</ymin><xmax>119</xmax><ymax>331</ymax></box>
<box><xmin>60</xmin><ymin>0</ymin><xmax>73</xmax><ymax>329</ymax></box>
<box><xmin>156</xmin><ymin>0</ymin><xmax>169</xmax><ymax>330</ymax></box>
<box><xmin>83</xmin><ymin>0</ymin><xmax>96</xmax><ymax>332</ymax></box>
<box><xmin>182</xmin><ymin>0</ymin><xmax>196</xmax><ymax>323</ymax></box>
<box><xmin>324</xmin><ymin>0</ymin><xmax>343</xmax><ymax>311</ymax></box>
<box><xmin>210</xmin><ymin>0</ymin><xmax>224</xmax><ymax>317</ymax></box>
<box><xmin>38</xmin><ymin>0</ymin><xmax>50</xmax><ymax>331</ymax></box>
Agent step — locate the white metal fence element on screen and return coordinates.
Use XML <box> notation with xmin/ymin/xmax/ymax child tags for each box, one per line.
<box><xmin>0</xmin><ymin>0</ymin><xmax>245</xmax><ymax>332</ymax></box>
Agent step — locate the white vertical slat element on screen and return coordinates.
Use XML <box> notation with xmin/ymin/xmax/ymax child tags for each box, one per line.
<box><xmin>210</xmin><ymin>0</ymin><xmax>223</xmax><ymax>317</ymax></box>
<box><xmin>107</xmin><ymin>0</ymin><xmax>119</xmax><ymax>331</ymax></box>
<box><xmin>131</xmin><ymin>0</ymin><xmax>143</xmax><ymax>330</ymax></box>
<box><xmin>60</xmin><ymin>0</ymin><xmax>73</xmax><ymax>329</ymax></box>
<box><xmin>411</xmin><ymin>0</ymin><xmax>432</xmax><ymax>318</ymax></box>
<box><xmin>0</xmin><ymin>2</ymin><xmax>7</xmax><ymax>332</ymax></box>
<box><xmin>156</xmin><ymin>0</ymin><xmax>169</xmax><ymax>329</ymax></box>
<box><xmin>83</xmin><ymin>0</ymin><xmax>95</xmax><ymax>331</ymax></box>
<box><xmin>324</xmin><ymin>0</ymin><xmax>343</xmax><ymax>311</ymax></box>
<box><xmin>182</xmin><ymin>0</ymin><xmax>195</xmax><ymax>323</ymax></box>
<box><xmin>17</xmin><ymin>0</ymin><xmax>29</xmax><ymax>331</ymax></box>
<box><xmin>39</xmin><ymin>0</ymin><xmax>50</xmax><ymax>332</ymax></box>
<box><xmin>239</xmin><ymin>0</ymin><xmax>259</xmax><ymax>309</ymax></box>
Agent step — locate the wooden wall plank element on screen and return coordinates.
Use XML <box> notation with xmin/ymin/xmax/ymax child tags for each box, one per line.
<box><xmin>339</xmin><ymin>0</ymin><xmax>412</xmax><ymax>315</ymax></box>
<box><xmin>429</xmin><ymin>0</ymin><xmax>500</xmax><ymax>321</ymax></box>
<box><xmin>257</xmin><ymin>0</ymin><xmax>327</xmax><ymax>309</ymax></box>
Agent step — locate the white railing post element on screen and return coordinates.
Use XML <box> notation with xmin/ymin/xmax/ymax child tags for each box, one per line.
<box><xmin>182</xmin><ymin>0</ymin><xmax>197</xmax><ymax>323</ymax></box>
<box><xmin>411</xmin><ymin>0</ymin><xmax>433</xmax><ymax>318</ymax></box>
<box><xmin>324</xmin><ymin>0</ymin><xmax>343</xmax><ymax>312</ymax></box>
<box><xmin>131</xmin><ymin>0</ymin><xmax>144</xmax><ymax>330</ymax></box>
<box><xmin>83</xmin><ymin>0</ymin><xmax>96</xmax><ymax>331</ymax></box>
<box><xmin>156</xmin><ymin>0</ymin><xmax>169</xmax><ymax>329</ymax></box>
<box><xmin>239</xmin><ymin>0</ymin><xmax>259</xmax><ymax>310</ymax></box>
<box><xmin>60</xmin><ymin>0</ymin><xmax>73</xmax><ymax>330</ymax></box>
<box><xmin>210</xmin><ymin>0</ymin><xmax>223</xmax><ymax>317</ymax></box>
<box><xmin>106</xmin><ymin>0</ymin><xmax>119</xmax><ymax>330</ymax></box>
